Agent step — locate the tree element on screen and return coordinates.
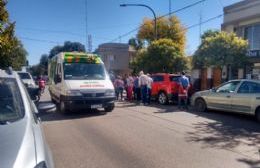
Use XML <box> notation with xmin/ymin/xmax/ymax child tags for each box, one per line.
<box><xmin>49</xmin><ymin>41</ymin><xmax>85</xmax><ymax>58</ymax></box>
<box><xmin>130</xmin><ymin>39</ymin><xmax>187</xmax><ymax>73</ymax></box>
<box><xmin>201</xmin><ymin>29</ymin><xmax>219</xmax><ymax>41</ymax></box>
<box><xmin>38</xmin><ymin>54</ymin><xmax>48</xmax><ymax>75</ymax></box>
<box><xmin>192</xmin><ymin>31</ymin><xmax>248</xmax><ymax>69</ymax></box>
<box><xmin>137</xmin><ymin>15</ymin><xmax>186</xmax><ymax>53</ymax></box>
<box><xmin>0</xmin><ymin>0</ymin><xmax>27</xmax><ymax>70</ymax></box>
<box><xmin>128</xmin><ymin>38</ymin><xmax>144</xmax><ymax>50</ymax></box>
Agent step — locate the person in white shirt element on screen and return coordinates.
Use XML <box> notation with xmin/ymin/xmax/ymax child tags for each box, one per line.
<box><xmin>138</xmin><ymin>71</ymin><xmax>149</xmax><ymax>105</ymax></box>
<box><xmin>147</xmin><ymin>74</ymin><xmax>153</xmax><ymax>104</ymax></box>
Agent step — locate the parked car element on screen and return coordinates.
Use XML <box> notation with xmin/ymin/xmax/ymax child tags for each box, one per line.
<box><xmin>17</xmin><ymin>71</ymin><xmax>36</xmax><ymax>87</ymax></box>
<box><xmin>0</xmin><ymin>68</ymin><xmax>54</xmax><ymax>168</ymax></box>
<box><xmin>151</xmin><ymin>73</ymin><xmax>193</xmax><ymax>105</ymax></box>
<box><xmin>191</xmin><ymin>79</ymin><xmax>260</xmax><ymax>121</ymax></box>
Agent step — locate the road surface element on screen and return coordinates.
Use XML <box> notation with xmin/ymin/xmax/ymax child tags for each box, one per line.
<box><xmin>39</xmin><ymin>90</ymin><xmax>260</xmax><ymax>168</ymax></box>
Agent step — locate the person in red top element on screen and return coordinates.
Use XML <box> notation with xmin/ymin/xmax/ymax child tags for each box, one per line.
<box><xmin>38</xmin><ymin>76</ymin><xmax>46</xmax><ymax>94</ymax></box>
<box><xmin>126</xmin><ymin>75</ymin><xmax>134</xmax><ymax>101</ymax></box>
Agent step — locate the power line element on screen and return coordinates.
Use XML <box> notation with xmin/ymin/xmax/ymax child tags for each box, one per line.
<box><xmin>19</xmin><ymin>36</ymin><xmax>62</xmax><ymax>44</ymax></box>
<box><xmin>185</xmin><ymin>14</ymin><xmax>223</xmax><ymax>30</ymax></box>
<box><xmin>109</xmin><ymin>0</ymin><xmax>207</xmax><ymax>43</ymax></box>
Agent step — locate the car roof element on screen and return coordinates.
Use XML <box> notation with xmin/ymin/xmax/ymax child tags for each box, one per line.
<box><xmin>0</xmin><ymin>68</ymin><xmax>17</xmax><ymax>79</ymax></box>
<box><xmin>230</xmin><ymin>79</ymin><xmax>260</xmax><ymax>83</ymax></box>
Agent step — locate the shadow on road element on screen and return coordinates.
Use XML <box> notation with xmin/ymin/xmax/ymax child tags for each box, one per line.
<box><xmin>237</xmin><ymin>158</ymin><xmax>260</xmax><ymax>168</ymax></box>
<box><xmin>116</xmin><ymin>101</ymin><xmax>180</xmax><ymax>113</ymax></box>
<box><xmin>185</xmin><ymin>109</ymin><xmax>260</xmax><ymax>163</ymax></box>
<box><xmin>37</xmin><ymin>100</ymin><xmax>108</xmax><ymax>122</ymax></box>
<box><xmin>39</xmin><ymin>109</ymin><xmax>107</xmax><ymax>122</ymax></box>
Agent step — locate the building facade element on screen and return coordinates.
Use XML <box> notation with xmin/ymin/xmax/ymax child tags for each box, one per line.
<box><xmin>96</xmin><ymin>43</ymin><xmax>135</xmax><ymax>75</ymax></box>
<box><xmin>222</xmin><ymin>0</ymin><xmax>260</xmax><ymax>80</ymax></box>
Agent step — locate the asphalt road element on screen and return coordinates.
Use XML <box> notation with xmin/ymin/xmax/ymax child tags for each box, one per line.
<box><xmin>39</xmin><ymin>90</ymin><xmax>260</xmax><ymax>168</ymax></box>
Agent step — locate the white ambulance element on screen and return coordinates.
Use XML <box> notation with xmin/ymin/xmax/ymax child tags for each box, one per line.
<box><xmin>48</xmin><ymin>52</ymin><xmax>115</xmax><ymax>113</ymax></box>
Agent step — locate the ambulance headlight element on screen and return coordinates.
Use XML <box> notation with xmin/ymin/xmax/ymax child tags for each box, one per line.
<box><xmin>105</xmin><ymin>89</ymin><xmax>115</xmax><ymax>96</ymax></box>
<box><xmin>66</xmin><ymin>90</ymin><xmax>82</xmax><ymax>96</ymax></box>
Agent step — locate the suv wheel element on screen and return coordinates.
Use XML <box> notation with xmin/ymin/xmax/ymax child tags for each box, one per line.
<box><xmin>256</xmin><ymin>108</ymin><xmax>260</xmax><ymax>122</ymax></box>
<box><xmin>158</xmin><ymin>92</ymin><xmax>168</xmax><ymax>105</ymax></box>
<box><xmin>195</xmin><ymin>98</ymin><xmax>207</xmax><ymax>112</ymax></box>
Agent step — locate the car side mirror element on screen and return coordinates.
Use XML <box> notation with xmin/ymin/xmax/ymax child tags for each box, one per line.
<box><xmin>37</xmin><ymin>102</ymin><xmax>56</xmax><ymax>113</ymax></box>
<box><xmin>211</xmin><ymin>88</ymin><xmax>216</xmax><ymax>92</ymax></box>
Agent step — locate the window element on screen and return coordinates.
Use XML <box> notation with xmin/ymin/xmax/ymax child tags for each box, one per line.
<box><xmin>0</xmin><ymin>78</ymin><xmax>24</xmax><ymax>123</ymax></box>
<box><xmin>64</xmin><ymin>63</ymin><xmax>105</xmax><ymax>80</ymax></box>
<box><xmin>238</xmin><ymin>81</ymin><xmax>260</xmax><ymax>93</ymax></box>
<box><xmin>169</xmin><ymin>76</ymin><xmax>180</xmax><ymax>82</ymax></box>
<box><xmin>152</xmin><ymin>76</ymin><xmax>164</xmax><ymax>82</ymax></box>
<box><xmin>216</xmin><ymin>81</ymin><xmax>240</xmax><ymax>93</ymax></box>
<box><xmin>245</xmin><ymin>24</ymin><xmax>260</xmax><ymax>50</ymax></box>
<box><xmin>18</xmin><ymin>72</ymin><xmax>31</xmax><ymax>79</ymax></box>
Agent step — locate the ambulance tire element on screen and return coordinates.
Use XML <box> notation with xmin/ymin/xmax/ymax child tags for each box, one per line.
<box><xmin>58</xmin><ymin>101</ymin><xmax>69</xmax><ymax>114</ymax></box>
<box><xmin>105</xmin><ymin>105</ymin><xmax>114</xmax><ymax>112</ymax></box>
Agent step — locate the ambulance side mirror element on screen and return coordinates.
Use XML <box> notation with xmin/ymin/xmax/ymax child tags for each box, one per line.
<box><xmin>55</xmin><ymin>74</ymin><xmax>62</xmax><ymax>83</ymax></box>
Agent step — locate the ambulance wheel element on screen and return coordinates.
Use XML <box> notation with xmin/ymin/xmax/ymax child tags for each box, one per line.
<box><xmin>105</xmin><ymin>105</ymin><xmax>114</xmax><ymax>112</ymax></box>
<box><xmin>58</xmin><ymin>101</ymin><xmax>69</xmax><ymax>114</ymax></box>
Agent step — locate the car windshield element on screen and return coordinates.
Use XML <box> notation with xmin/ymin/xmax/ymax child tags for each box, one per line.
<box><xmin>18</xmin><ymin>73</ymin><xmax>31</xmax><ymax>80</ymax></box>
<box><xmin>0</xmin><ymin>78</ymin><xmax>24</xmax><ymax>123</ymax></box>
<box><xmin>64</xmin><ymin>63</ymin><xmax>106</xmax><ymax>80</ymax></box>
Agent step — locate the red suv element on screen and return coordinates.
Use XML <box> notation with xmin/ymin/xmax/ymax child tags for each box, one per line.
<box><xmin>151</xmin><ymin>73</ymin><xmax>193</xmax><ymax>105</ymax></box>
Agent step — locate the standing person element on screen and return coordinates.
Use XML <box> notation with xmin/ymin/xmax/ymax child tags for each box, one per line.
<box><xmin>178</xmin><ymin>71</ymin><xmax>190</xmax><ymax>109</ymax></box>
<box><xmin>114</xmin><ymin>76</ymin><xmax>124</xmax><ymax>101</ymax></box>
<box><xmin>126</xmin><ymin>74</ymin><xmax>134</xmax><ymax>101</ymax></box>
<box><xmin>147</xmin><ymin>74</ymin><xmax>153</xmax><ymax>104</ymax></box>
<box><xmin>133</xmin><ymin>76</ymin><xmax>141</xmax><ymax>101</ymax></box>
<box><xmin>138</xmin><ymin>71</ymin><xmax>149</xmax><ymax>105</ymax></box>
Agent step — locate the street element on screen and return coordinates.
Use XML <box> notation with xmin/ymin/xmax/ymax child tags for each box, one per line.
<box><xmin>40</xmin><ymin>91</ymin><xmax>260</xmax><ymax>168</ymax></box>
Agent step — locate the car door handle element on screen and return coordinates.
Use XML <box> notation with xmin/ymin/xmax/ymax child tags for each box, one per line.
<box><xmin>226</xmin><ymin>95</ymin><xmax>231</xmax><ymax>98</ymax></box>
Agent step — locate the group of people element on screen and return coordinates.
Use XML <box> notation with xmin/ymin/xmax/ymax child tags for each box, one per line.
<box><xmin>113</xmin><ymin>71</ymin><xmax>190</xmax><ymax>108</ymax></box>
<box><xmin>113</xmin><ymin>71</ymin><xmax>153</xmax><ymax>105</ymax></box>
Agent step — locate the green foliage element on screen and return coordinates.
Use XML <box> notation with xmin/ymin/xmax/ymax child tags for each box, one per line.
<box><xmin>29</xmin><ymin>54</ymin><xmax>48</xmax><ymax>76</ymax></box>
<box><xmin>200</xmin><ymin>29</ymin><xmax>219</xmax><ymax>41</ymax></box>
<box><xmin>49</xmin><ymin>41</ymin><xmax>85</xmax><ymax>58</ymax></box>
<box><xmin>130</xmin><ymin>39</ymin><xmax>187</xmax><ymax>73</ymax></box>
<box><xmin>0</xmin><ymin>0</ymin><xmax>27</xmax><ymax>70</ymax></box>
<box><xmin>137</xmin><ymin>15</ymin><xmax>186</xmax><ymax>54</ymax></box>
<box><xmin>193</xmin><ymin>31</ymin><xmax>248</xmax><ymax>69</ymax></box>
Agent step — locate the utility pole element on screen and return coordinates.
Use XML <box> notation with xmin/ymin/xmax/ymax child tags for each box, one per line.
<box><xmin>169</xmin><ymin>0</ymin><xmax>172</xmax><ymax>18</ymax></box>
<box><xmin>199</xmin><ymin>10</ymin><xmax>202</xmax><ymax>42</ymax></box>
<box><xmin>88</xmin><ymin>35</ymin><xmax>92</xmax><ymax>52</ymax></box>
<box><xmin>85</xmin><ymin>0</ymin><xmax>88</xmax><ymax>52</ymax></box>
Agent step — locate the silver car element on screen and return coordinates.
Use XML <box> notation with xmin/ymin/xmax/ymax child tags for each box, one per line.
<box><xmin>0</xmin><ymin>68</ymin><xmax>54</xmax><ymax>168</ymax></box>
<box><xmin>191</xmin><ymin>79</ymin><xmax>260</xmax><ymax>121</ymax></box>
<box><xmin>17</xmin><ymin>71</ymin><xmax>36</xmax><ymax>87</ymax></box>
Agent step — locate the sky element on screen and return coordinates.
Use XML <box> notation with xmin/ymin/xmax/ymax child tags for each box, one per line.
<box><xmin>7</xmin><ymin>0</ymin><xmax>242</xmax><ymax>65</ymax></box>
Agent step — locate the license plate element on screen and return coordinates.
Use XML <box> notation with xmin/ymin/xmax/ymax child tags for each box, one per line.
<box><xmin>91</xmin><ymin>104</ymin><xmax>102</xmax><ymax>109</ymax></box>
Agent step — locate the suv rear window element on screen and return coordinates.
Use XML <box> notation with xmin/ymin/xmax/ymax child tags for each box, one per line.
<box><xmin>170</xmin><ymin>76</ymin><xmax>180</xmax><ymax>82</ymax></box>
<box><xmin>152</xmin><ymin>76</ymin><xmax>164</xmax><ymax>82</ymax></box>
<box><xmin>0</xmin><ymin>78</ymin><xmax>24</xmax><ymax>123</ymax></box>
<box><xmin>18</xmin><ymin>72</ymin><xmax>31</xmax><ymax>79</ymax></box>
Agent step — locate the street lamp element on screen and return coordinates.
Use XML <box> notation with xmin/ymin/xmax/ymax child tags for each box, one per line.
<box><xmin>120</xmin><ymin>4</ymin><xmax>157</xmax><ymax>40</ymax></box>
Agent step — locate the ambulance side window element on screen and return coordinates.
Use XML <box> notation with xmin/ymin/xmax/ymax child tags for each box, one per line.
<box><xmin>54</xmin><ymin>63</ymin><xmax>62</xmax><ymax>84</ymax></box>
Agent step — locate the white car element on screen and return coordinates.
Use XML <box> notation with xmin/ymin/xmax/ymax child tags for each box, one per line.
<box><xmin>191</xmin><ymin>79</ymin><xmax>260</xmax><ymax>121</ymax></box>
<box><xmin>0</xmin><ymin>68</ymin><xmax>54</xmax><ymax>168</ymax></box>
<box><xmin>17</xmin><ymin>71</ymin><xmax>36</xmax><ymax>87</ymax></box>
